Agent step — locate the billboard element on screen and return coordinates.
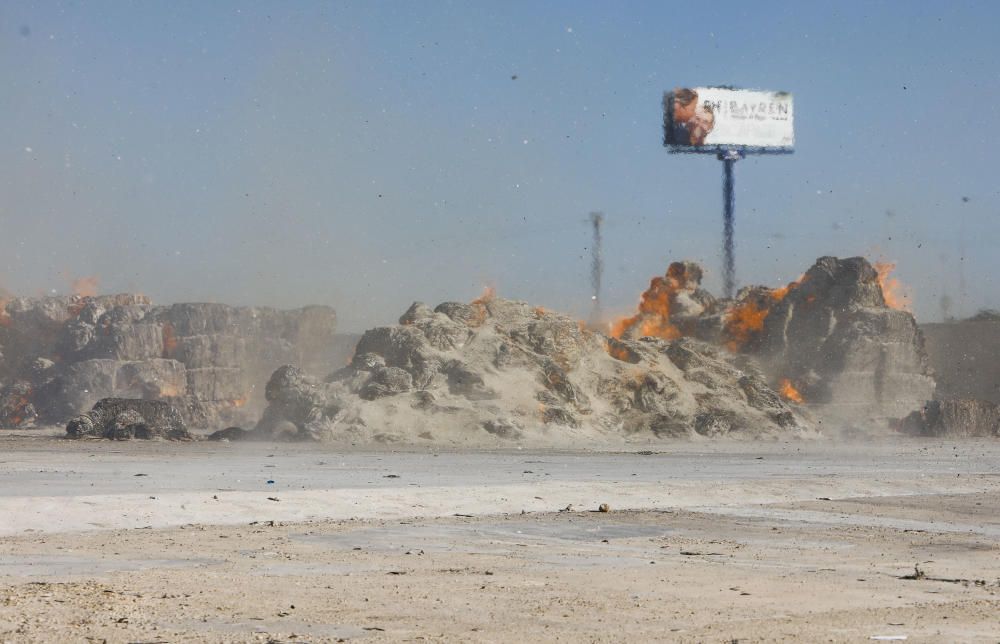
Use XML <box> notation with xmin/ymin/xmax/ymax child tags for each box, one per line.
<box><xmin>664</xmin><ymin>87</ymin><xmax>794</xmax><ymax>151</ymax></box>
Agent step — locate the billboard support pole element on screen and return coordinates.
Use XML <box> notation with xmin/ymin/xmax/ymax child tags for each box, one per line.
<box><xmin>664</xmin><ymin>88</ymin><xmax>793</xmax><ymax>301</ymax></box>
<box><xmin>718</xmin><ymin>149</ymin><xmax>743</xmax><ymax>299</ymax></box>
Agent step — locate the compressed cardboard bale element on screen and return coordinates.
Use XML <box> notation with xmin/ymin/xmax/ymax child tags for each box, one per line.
<box><xmin>44</xmin><ymin>359</ymin><xmax>120</xmax><ymax>421</ymax></box>
<box><xmin>292</xmin><ymin>305</ymin><xmax>339</xmax><ymax>369</ymax></box>
<box><xmin>0</xmin><ymin>293</ymin><xmax>337</xmax><ymax>429</ymax></box>
<box><xmin>41</xmin><ymin>358</ymin><xmax>187</xmax><ymax>424</ymax></box>
<box><xmin>114</xmin><ymin>359</ymin><xmax>188</xmax><ymax>399</ymax></box>
<box><xmin>181</xmin><ymin>398</ymin><xmax>255</xmax><ymax>430</ymax></box>
<box><xmin>185</xmin><ymin>367</ymin><xmax>246</xmax><ymax>401</ymax></box>
<box><xmin>170</xmin><ymin>334</ymin><xmax>247</xmax><ymax>368</ymax></box>
<box><xmin>155</xmin><ymin>303</ymin><xmax>249</xmax><ymax>337</ymax></box>
<box><xmin>97</xmin><ymin>323</ymin><xmax>165</xmax><ymax>361</ymax></box>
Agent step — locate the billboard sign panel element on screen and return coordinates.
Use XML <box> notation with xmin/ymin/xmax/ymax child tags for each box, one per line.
<box><xmin>664</xmin><ymin>87</ymin><xmax>794</xmax><ymax>151</ymax></box>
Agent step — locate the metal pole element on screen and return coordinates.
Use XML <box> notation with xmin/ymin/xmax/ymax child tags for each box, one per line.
<box><xmin>719</xmin><ymin>150</ymin><xmax>741</xmax><ymax>299</ymax></box>
<box><xmin>588</xmin><ymin>212</ymin><xmax>604</xmax><ymax>327</ymax></box>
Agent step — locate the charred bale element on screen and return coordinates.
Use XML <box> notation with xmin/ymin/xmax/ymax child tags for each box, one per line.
<box><xmin>747</xmin><ymin>256</ymin><xmax>936</xmax><ymax>424</ymax></box>
<box><xmin>66</xmin><ymin>398</ymin><xmax>190</xmax><ymax>440</ymax></box>
<box><xmin>206</xmin><ymin>426</ymin><xmax>254</xmax><ymax>441</ymax></box>
<box><xmin>254</xmin><ymin>365</ymin><xmax>336</xmax><ymax>439</ymax></box>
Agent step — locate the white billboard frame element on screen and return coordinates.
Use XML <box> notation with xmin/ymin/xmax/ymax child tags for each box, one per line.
<box><xmin>663</xmin><ymin>86</ymin><xmax>794</xmax><ymax>154</ymax></box>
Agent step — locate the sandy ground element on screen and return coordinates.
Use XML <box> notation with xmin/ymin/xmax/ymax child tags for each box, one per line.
<box><xmin>0</xmin><ymin>433</ymin><xmax>998</xmax><ymax>642</ymax></box>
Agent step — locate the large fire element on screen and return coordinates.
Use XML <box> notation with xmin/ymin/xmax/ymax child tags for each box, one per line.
<box><xmin>609</xmin><ymin>264</ymin><xmax>696</xmax><ymax>340</ymax></box>
<box><xmin>611</xmin><ymin>262</ymin><xmax>807</xmax><ymax>351</ymax></box>
<box><xmin>723</xmin><ymin>299</ymin><xmax>769</xmax><ymax>352</ymax></box>
<box><xmin>722</xmin><ymin>276</ymin><xmax>804</xmax><ymax>352</ymax></box>
<box><xmin>874</xmin><ymin>261</ymin><xmax>910</xmax><ymax>311</ymax></box>
<box><xmin>779</xmin><ymin>378</ymin><xmax>804</xmax><ymax>403</ymax></box>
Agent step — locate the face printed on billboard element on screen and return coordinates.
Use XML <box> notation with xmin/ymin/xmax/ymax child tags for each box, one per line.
<box><xmin>665</xmin><ymin>87</ymin><xmax>794</xmax><ymax>150</ymax></box>
<box><xmin>670</xmin><ymin>88</ymin><xmax>717</xmax><ymax>146</ymax></box>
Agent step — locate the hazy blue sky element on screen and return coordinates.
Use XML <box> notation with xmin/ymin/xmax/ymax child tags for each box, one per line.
<box><xmin>2</xmin><ymin>1</ymin><xmax>998</xmax><ymax>330</ymax></box>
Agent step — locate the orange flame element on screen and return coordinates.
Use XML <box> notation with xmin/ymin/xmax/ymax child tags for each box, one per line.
<box><xmin>724</xmin><ymin>300</ymin><xmax>769</xmax><ymax>352</ymax></box>
<box><xmin>604</xmin><ymin>339</ymin><xmax>633</xmax><ymax>362</ymax></box>
<box><xmin>71</xmin><ymin>276</ymin><xmax>99</xmax><ymax>298</ymax></box>
<box><xmin>770</xmin><ymin>273</ymin><xmax>807</xmax><ymax>303</ymax></box>
<box><xmin>722</xmin><ymin>276</ymin><xmax>804</xmax><ymax>352</ymax></box>
<box><xmin>779</xmin><ymin>378</ymin><xmax>804</xmax><ymax>403</ymax></box>
<box><xmin>472</xmin><ymin>286</ymin><xmax>496</xmax><ymax>305</ymax></box>
<box><xmin>610</xmin><ymin>274</ymin><xmax>684</xmax><ymax>340</ymax></box>
<box><xmin>874</xmin><ymin>262</ymin><xmax>910</xmax><ymax>311</ymax></box>
<box><xmin>468</xmin><ymin>286</ymin><xmax>496</xmax><ymax>327</ymax></box>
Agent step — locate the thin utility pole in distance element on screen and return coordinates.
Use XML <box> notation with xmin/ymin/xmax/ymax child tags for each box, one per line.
<box><xmin>589</xmin><ymin>212</ymin><xmax>604</xmax><ymax>327</ymax></box>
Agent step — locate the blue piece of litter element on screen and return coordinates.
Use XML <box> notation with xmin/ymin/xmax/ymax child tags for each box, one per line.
<box><xmin>266</xmin><ymin>480</ymin><xmax>275</xmax><ymax>484</ymax></box>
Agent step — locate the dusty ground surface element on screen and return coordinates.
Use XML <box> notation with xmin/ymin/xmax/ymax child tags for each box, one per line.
<box><xmin>0</xmin><ymin>433</ymin><xmax>998</xmax><ymax>642</ymax></box>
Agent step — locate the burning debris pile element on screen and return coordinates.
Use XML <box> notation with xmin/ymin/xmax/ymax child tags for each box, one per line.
<box><xmin>0</xmin><ymin>294</ymin><xmax>337</xmax><ymax>429</ymax></box>
<box><xmin>244</xmin><ymin>294</ymin><xmax>811</xmax><ymax>444</ymax></box>
<box><xmin>237</xmin><ymin>254</ymin><xmax>945</xmax><ymax>444</ymax></box>
<box><xmin>1</xmin><ymin>256</ymin><xmax>972</xmax><ymax>443</ymax></box>
<box><xmin>611</xmin><ymin>256</ymin><xmax>936</xmax><ymax>427</ymax></box>
<box><xmin>731</xmin><ymin>256</ymin><xmax>935</xmax><ymax>424</ymax></box>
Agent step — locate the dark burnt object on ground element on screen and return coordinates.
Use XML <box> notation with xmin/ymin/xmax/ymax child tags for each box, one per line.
<box><xmin>66</xmin><ymin>398</ymin><xmax>191</xmax><ymax>441</ymax></box>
